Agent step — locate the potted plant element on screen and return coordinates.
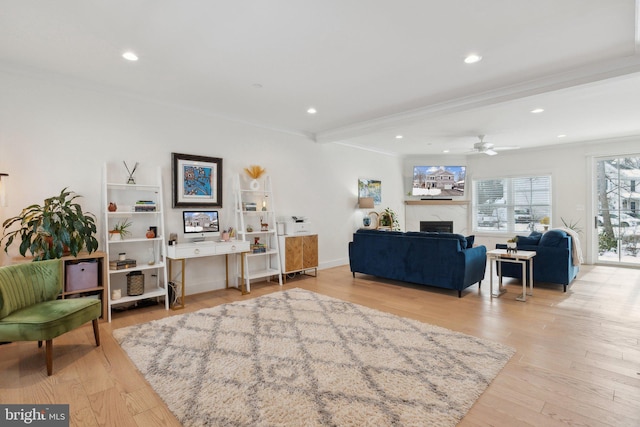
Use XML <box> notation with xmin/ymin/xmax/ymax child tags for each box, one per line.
<box><xmin>1</xmin><ymin>188</ymin><xmax>99</xmax><ymax>261</ymax></box>
<box><xmin>109</xmin><ymin>219</ymin><xmax>132</xmax><ymax>241</ymax></box>
<box><xmin>379</xmin><ymin>207</ymin><xmax>400</xmax><ymax>231</ymax></box>
<box><xmin>540</xmin><ymin>216</ymin><xmax>550</xmax><ymax>231</ymax></box>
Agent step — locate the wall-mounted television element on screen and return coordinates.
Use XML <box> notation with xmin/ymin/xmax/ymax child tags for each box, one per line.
<box><xmin>412</xmin><ymin>166</ymin><xmax>466</xmax><ymax>197</ymax></box>
<box><xmin>182</xmin><ymin>210</ymin><xmax>220</xmax><ymax>241</ymax></box>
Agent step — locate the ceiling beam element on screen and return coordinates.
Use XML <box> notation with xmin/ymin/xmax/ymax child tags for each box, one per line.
<box><xmin>314</xmin><ymin>54</ymin><xmax>640</xmax><ymax>144</ymax></box>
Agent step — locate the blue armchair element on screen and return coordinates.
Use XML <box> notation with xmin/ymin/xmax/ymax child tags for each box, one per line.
<box><xmin>495</xmin><ymin>229</ymin><xmax>579</xmax><ymax>291</ymax></box>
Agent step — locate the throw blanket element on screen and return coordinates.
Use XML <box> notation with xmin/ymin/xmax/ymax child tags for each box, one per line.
<box><xmin>557</xmin><ymin>227</ymin><xmax>584</xmax><ymax>266</ymax></box>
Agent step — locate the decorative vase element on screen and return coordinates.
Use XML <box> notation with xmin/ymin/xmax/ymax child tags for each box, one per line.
<box><xmin>221</xmin><ymin>231</ymin><xmax>230</xmax><ymax>242</ymax></box>
<box><xmin>108</xmin><ymin>202</ymin><xmax>117</xmax><ymax>212</ymax></box>
<box><xmin>249</xmin><ymin>179</ymin><xmax>260</xmax><ymax>190</ymax></box>
<box><xmin>109</xmin><ymin>232</ymin><xmax>121</xmax><ymax>241</ymax></box>
<box><xmin>146</xmin><ymin>229</ymin><xmax>155</xmax><ymax>239</ymax></box>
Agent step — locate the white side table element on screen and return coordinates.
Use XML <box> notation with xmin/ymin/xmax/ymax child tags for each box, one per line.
<box><xmin>487</xmin><ymin>249</ymin><xmax>536</xmax><ymax>302</ymax></box>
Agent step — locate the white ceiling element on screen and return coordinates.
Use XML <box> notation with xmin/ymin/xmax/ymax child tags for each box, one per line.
<box><xmin>1</xmin><ymin>1</ymin><xmax>639</xmax><ymax>156</ymax></box>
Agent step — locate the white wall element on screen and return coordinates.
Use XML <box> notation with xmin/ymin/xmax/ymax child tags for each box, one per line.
<box><xmin>402</xmin><ymin>139</ymin><xmax>640</xmax><ymax>264</ymax></box>
<box><xmin>0</xmin><ymin>70</ymin><xmax>405</xmax><ymax>293</ymax></box>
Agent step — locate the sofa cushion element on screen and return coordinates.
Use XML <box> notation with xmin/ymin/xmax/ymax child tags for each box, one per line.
<box><xmin>515</xmin><ymin>231</ymin><xmax>542</xmax><ymax>247</ymax></box>
<box><xmin>404</xmin><ymin>231</ymin><xmax>437</xmax><ymax>238</ymax></box>
<box><xmin>426</xmin><ymin>232</ymin><xmax>468</xmax><ymax>249</ymax></box>
<box><xmin>539</xmin><ymin>229</ymin><xmax>567</xmax><ymax>247</ymax></box>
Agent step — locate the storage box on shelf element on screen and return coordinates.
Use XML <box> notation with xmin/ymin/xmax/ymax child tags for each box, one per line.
<box><xmin>234</xmin><ymin>174</ymin><xmax>282</xmax><ymax>293</ymax></box>
<box><xmin>102</xmin><ymin>163</ymin><xmax>168</xmax><ymax>321</ymax></box>
<box><xmin>62</xmin><ymin>251</ymin><xmax>108</xmax><ymax>319</ymax></box>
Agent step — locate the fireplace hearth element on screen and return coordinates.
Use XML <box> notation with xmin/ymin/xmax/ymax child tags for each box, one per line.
<box><xmin>420</xmin><ymin>221</ymin><xmax>453</xmax><ymax>233</ymax></box>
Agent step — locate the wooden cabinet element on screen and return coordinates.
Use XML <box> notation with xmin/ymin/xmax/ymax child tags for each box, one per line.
<box><xmin>279</xmin><ymin>234</ymin><xmax>318</xmax><ymax>282</ymax></box>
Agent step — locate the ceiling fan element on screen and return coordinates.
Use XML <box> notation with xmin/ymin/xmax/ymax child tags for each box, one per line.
<box><xmin>471</xmin><ymin>135</ymin><xmax>518</xmax><ymax>156</ymax></box>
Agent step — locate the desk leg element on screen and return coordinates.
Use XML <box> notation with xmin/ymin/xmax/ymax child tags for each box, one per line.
<box><xmin>169</xmin><ymin>258</ymin><xmax>186</xmax><ymax>310</ymax></box>
<box><xmin>489</xmin><ymin>257</ymin><xmax>494</xmax><ymax>297</ymax></box>
<box><xmin>528</xmin><ymin>258</ymin><xmax>534</xmax><ymax>296</ymax></box>
<box><xmin>492</xmin><ymin>259</ymin><xmax>507</xmax><ymax>297</ymax></box>
<box><xmin>240</xmin><ymin>252</ymin><xmax>248</xmax><ymax>295</ymax></box>
<box><xmin>225</xmin><ymin>254</ymin><xmax>229</xmax><ymax>289</ymax></box>
<box><xmin>516</xmin><ymin>260</ymin><xmax>527</xmax><ymax>302</ymax></box>
<box><xmin>226</xmin><ymin>252</ymin><xmax>249</xmax><ymax>295</ymax></box>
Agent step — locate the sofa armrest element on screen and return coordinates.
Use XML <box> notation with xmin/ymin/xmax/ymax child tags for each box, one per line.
<box><xmin>462</xmin><ymin>245</ymin><xmax>487</xmax><ymax>284</ymax></box>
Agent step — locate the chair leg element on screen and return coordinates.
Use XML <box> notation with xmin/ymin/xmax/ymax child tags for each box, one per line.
<box><xmin>45</xmin><ymin>339</ymin><xmax>53</xmax><ymax>376</ymax></box>
<box><xmin>92</xmin><ymin>318</ymin><xmax>101</xmax><ymax>347</ymax></box>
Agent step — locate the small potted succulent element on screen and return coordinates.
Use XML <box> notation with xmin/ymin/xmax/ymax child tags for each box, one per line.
<box><xmin>506</xmin><ymin>236</ymin><xmax>518</xmax><ymax>253</ymax></box>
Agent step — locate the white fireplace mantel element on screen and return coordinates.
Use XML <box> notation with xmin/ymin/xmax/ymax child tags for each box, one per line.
<box><xmin>404</xmin><ymin>200</ymin><xmax>470</xmax><ymax>235</ymax></box>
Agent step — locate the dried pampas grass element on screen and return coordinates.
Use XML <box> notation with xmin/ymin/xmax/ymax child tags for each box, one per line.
<box><xmin>244</xmin><ymin>165</ymin><xmax>266</xmax><ymax>179</ymax></box>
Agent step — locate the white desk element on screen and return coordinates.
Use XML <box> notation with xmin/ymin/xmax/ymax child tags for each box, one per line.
<box><xmin>166</xmin><ymin>240</ymin><xmax>251</xmax><ymax>309</ymax></box>
<box><xmin>487</xmin><ymin>249</ymin><xmax>536</xmax><ymax>302</ymax></box>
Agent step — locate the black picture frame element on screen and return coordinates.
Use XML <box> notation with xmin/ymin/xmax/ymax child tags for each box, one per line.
<box><xmin>172</xmin><ymin>153</ymin><xmax>223</xmax><ymax>208</ymax></box>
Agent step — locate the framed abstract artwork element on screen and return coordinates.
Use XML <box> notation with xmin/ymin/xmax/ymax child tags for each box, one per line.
<box><xmin>172</xmin><ymin>153</ymin><xmax>223</xmax><ymax>207</ymax></box>
<box><xmin>358</xmin><ymin>178</ymin><xmax>381</xmax><ymax>205</ymax></box>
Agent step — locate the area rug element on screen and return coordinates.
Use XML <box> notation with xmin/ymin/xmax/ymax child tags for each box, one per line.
<box><xmin>113</xmin><ymin>289</ymin><xmax>514</xmax><ymax>426</ymax></box>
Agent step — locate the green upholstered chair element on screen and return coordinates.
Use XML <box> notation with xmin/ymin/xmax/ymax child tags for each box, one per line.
<box><xmin>0</xmin><ymin>259</ymin><xmax>101</xmax><ymax>375</ymax></box>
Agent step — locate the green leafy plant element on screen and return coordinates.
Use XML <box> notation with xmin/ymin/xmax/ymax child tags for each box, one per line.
<box><xmin>507</xmin><ymin>236</ymin><xmax>519</xmax><ymax>243</ymax></box>
<box><xmin>110</xmin><ymin>219</ymin><xmax>132</xmax><ymax>239</ymax></box>
<box><xmin>1</xmin><ymin>188</ymin><xmax>99</xmax><ymax>260</ymax></box>
<box><xmin>379</xmin><ymin>207</ymin><xmax>400</xmax><ymax>231</ymax></box>
<box><xmin>561</xmin><ymin>217</ymin><xmax>582</xmax><ymax>235</ymax></box>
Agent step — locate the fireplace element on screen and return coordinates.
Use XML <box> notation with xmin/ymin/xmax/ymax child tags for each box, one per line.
<box><xmin>420</xmin><ymin>221</ymin><xmax>453</xmax><ymax>233</ymax></box>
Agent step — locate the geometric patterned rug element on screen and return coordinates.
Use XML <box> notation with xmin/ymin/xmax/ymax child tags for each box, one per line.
<box><xmin>113</xmin><ymin>289</ymin><xmax>514</xmax><ymax>426</ymax></box>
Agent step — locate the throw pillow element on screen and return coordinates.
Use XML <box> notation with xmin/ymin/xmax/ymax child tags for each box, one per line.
<box><xmin>465</xmin><ymin>235</ymin><xmax>475</xmax><ymax>248</ymax></box>
<box><xmin>539</xmin><ymin>229</ymin><xmax>567</xmax><ymax>247</ymax></box>
<box><xmin>516</xmin><ymin>232</ymin><xmax>541</xmax><ymax>247</ymax></box>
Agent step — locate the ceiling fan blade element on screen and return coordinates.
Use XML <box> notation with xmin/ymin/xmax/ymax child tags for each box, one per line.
<box><xmin>494</xmin><ymin>146</ymin><xmax>520</xmax><ymax>151</ymax></box>
<box><xmin>484</xmin><ymin>149</ymin><xmax>498</xmax><ymax>156</ymax></box>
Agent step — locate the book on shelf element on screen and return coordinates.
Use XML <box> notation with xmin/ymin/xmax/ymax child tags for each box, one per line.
<box><xmin>250</xmin><ymin>243</ymin><xmax>267</xmax><ymax>253</ymax></box>
<box><xmin>134</xmin><ymin>204</ymin><xmax>157</xmax><ymax>212</ymax></box>
<box><xmin>109</xmin><ymin>259</ymin><xmax>137</xmax><ymax>270</ymax></box>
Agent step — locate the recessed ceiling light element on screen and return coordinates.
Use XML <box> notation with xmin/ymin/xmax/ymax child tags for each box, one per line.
<box><xmin>464</xmin><ymin>54</ymin><xmax>482</xmax><ymax>64</ymax></box>
<box><xmin>530</xmin><ymin>108</ymin><xmax>545</xmax><ymax>114</ymax></box>
<box><xmin>122</xmin><ymin>51</ymin><xmax>139</xmax><ymax>61</ymax></box>
<box><xmin>557</xmin><ymin>134</ymin><xmax>567</xmax><ymax>138</ymax></box>
<box><xmin>443</xmin><ymin>149</ymin><xmax>450</xmax><ymax>153</ymax></box>
<box><xmin>395</xmin><ymin>135</ymin><xmax>403</xmax><ymax>139</ymax></box>
<box><xmin>307</xmin><ymin>107</ymin><xmax>317</xmax><ymax>114</ymax></box>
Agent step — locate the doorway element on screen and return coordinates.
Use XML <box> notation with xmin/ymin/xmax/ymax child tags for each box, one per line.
<box><xmin>595</xmin><ymin>156</ymin><xmax>640</xmax><ymax>265</ymax></box>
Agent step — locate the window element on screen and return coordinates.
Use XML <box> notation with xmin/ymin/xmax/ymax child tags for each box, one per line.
<box><xmin>473</xmin><ymin>175</ymin><xmax>552</xmax><ymax>233</ymax></box>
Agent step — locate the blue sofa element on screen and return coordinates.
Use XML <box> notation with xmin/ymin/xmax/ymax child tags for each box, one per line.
<box><xmin>495</xmin><ymin>229</ymin><xmax>579</xmax><ymax>291</ymax></box>
<box><xmin>348</xmin><ymin>229</ymin><xmax>487</xmax><ymax>297</ymax></box>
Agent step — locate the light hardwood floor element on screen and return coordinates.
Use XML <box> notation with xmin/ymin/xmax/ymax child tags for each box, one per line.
<box><xmin>1</xmin><ymin>263</ymin><xmax>639</xmax><ymax>426</ymax></box>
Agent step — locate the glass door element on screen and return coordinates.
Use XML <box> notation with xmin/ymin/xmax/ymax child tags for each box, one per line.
<box><xmin>595</xmin><ymin>156</ymin><xmax>640</xmax><ymax>265</ymax></box>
